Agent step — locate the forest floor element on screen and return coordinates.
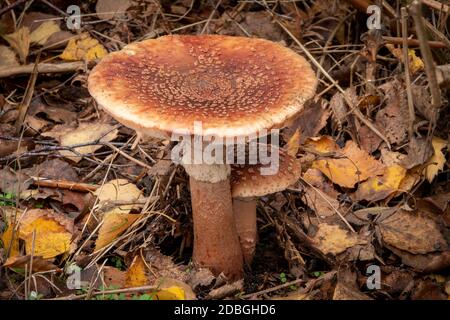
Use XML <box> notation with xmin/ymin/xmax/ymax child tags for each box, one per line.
<box><xmin>0</xmin><ymin>0</ymin><xmax>449</xmax><ymax>300</ymax></box>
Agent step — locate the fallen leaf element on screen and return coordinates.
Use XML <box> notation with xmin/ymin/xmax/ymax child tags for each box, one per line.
<box><xmin>42</xmin><ymin>122</ymin><xmax>118</xmax><ymax>162</ymax></box>
<box><xmin>376</xmin><ymin>81</ymin><xmax>409</xmax><ymax>145</ymax></box>
<box><xmin>311</xmin><ymin>223</ymin><xmax>367</xmax><ymax>255</ymax></box>
<box><xmin>2</xmin><ymin>27</ymin><xmax>29</xmax><ymax>63</ymax></box>
<box><xmin>302</xmin><ymin>168</ymin><xmax>340</xmax><ymax>218</ymax></box>
<box><xmin>1</xmin><ymin>221</ymin><xmax>20</xmax><ymax>257</ymax></box>
<box><xmin>386</xmin><ymin>245</ymin><xmax>450</xmax><ymax>273</ymax></box>
<box><xmin>94</xmin><ymin>210</ymin><xmax>140</xmax><ymax>251</ymax></box>
<box><xmin>425</xmin><ymin>137</ymin><xmax>447</xmax><ymax>183</ymax></box>
<box><xmin>102</xmin><ymin>266</ymin><xmax>126</xmax><ymax>288</ymax></box>
<box><xmin>60</xmin><ymin>33</ymin><xmax>107</xmax><ymax>61</ymax></box>
<box><xmin>305</xmin><ymin>135</ymin><xmax>339</xmax><ymax>154</ymax></box>
<box><xmin>333</xmin><ymin>282</ymin><xmax>372</xmax><ymax>300</ymax></box>
<box><xmin>377</xmin><ymin>209</ymin><xmax>447</xmax><ymax>254</ymax></box>
<box><xmin>125</xmin><ymin>255</ymin><xmax>148</xmax><ymax>287</ymax></box>
<box><xmin>3</xmin><ymin>255</ymin><xmax>58</xmax><ymax>272</ymax></box>
<box><xmin>286</xmin><ymin>129</ymin><xmax>301</xmax><ymax>157</ymax></box>
<box><xmin>312</xmin><ymin>140</ymin><xmax>385</xmax><ymax>188</ymax></box>
<box><xmin>386</xmin><ymin>44</ymin><xmax>424</xmax><ymax>75</ymax></box>
<box><xmin>283</xmin><ymin>99</ymin><xmax>330</xmax><ymax>144</ymax></box>
<box><xmin>96</xmin><ymin>0</ymin><xmax>131</xmax><ymax>20</ymax></box>
<box><xmin>354</xmin><ymin>165</ymin><xmax>407</xmax><ymax>201</ymax></box>
<box><xmin>358</xmin><ymin>125</ymin><xmax>382</xmax><ymax>154</ymax></box>
<box><xmin>29</xmin><ymin>20</ymin><xmax>60</xmax><ymax>45</ymax></box>
<box><xmin>95</xmin><ymin>179</ymin><xmax>143</xmax><ymax>212</ymax></box>
<box><xmin>18</xmin><ymin>209</ymin><xmax>73</xmax><ymax>259</ymax></box>
<box><xmin>0</xmin><ymin>45</ymin><xmax>19</xmax><ymax>68</ymax></box>
<box><xmin>0</xmin><ymin>167</ymin><xmax>32</xmax><ymax>194</ymax></box>
<box><xmin>401</xmin><ymin>137</ymin><xmax>433</xmax><ymax>169</ymax></box>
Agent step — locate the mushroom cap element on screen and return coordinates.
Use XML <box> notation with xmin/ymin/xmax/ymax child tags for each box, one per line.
<box><xmin>231</xmin><ymin>149</ymin><xmax>301</xmax><ymax>198</ymax></box>
<box><xmin>88</xmin><ymin>35</ymin><xmax>317</xmax><ymax>138</ymax></box>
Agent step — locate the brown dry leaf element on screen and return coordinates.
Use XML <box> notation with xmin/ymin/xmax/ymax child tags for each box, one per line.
<box><xmin>358</xmin><ymin>125</ymin><xmax>382</xmax><ymax>154</ymax></box>
<box><xmin>42</xmin><ymin>122</ymin><xmax>118</xmax><ymax>162</ymax></box>
<box><xmin>283</xmin><ymin>99</ymin><xmax>330</xmax><ymax>144</ymax></box>
<box><xmin>312</xmin><ymin>140</ymin><xmax>385</xmax><ymax>188</ymax></box>
<box><xmin>286</xmin><ymin>129</ymin><xmax>301</xmax><ymax>157</ymax></box>
<box><xmin>377</xmin><ymin>210</ymin><xmax>447</xmax><ymax>254</ymax></box>
<box><xmin>333</xmin><ymin>282</ymin><xmax>372</xmax><ymax>300</ymax></box>
<box><xmin>401</xmin><ymin>137</ymin><xmax>433</xmax><ymax>169</ymax></box>
<box><xmin>3</xmin><ymin>255</ymin><xmax>58</xmax><ymax>272</ymax></box>
<box><xmin>29</xmin><ymin>20</ymin><xmax>60</xmax><ymax>45</ymax></box>
<box><xmin>329</xmin><ymin>91</ymin><xmax>349</xmax><ymax>130</ymax></box>
<box><xmin>311</xmin><ymin>223</ymin><xmax>367</xmax><ymax>255</ymax></box>
<box><xmin>96</xmin><ymin>0</ymin><xmax>131</xmax><ymax>20</ymax></box>
<box><xmin>386</xmin><ymin>245</ymin><xmax>450</xmax><ymax>273</ymax></box>
<box><xmin>94</xmin><ymin>209</ymin><xmax>140</xmax><ymax>251</ymax></box>
<box><xmin>95</xmin><ymin>179</ymin><xmax>143</xmax><ymax>212</ymax></box>
<box><xmin>376</xmin><ymin>80</ymin><xmax>409</xmax><ymax>145</ymax></box>
<box><xmin>0</xmin><ymin>45</ymin><xmax>19</xmax><ymax>68</ymax></box>
<box><xmin>303</xmin><ymin>168</ymin><xmax>340</xmax><ymax>217</ymax></box>
<box><xmin>125</xmin><ymin>255</ymin><xmax>148</xmax><ymax>287</ymax></box>
<box><xmin>102</xmin><ymin>266</ymin><xmax>126</xmax><ymax>288</ymax></box>
<box><xmin>0</xmin><ymin>167</ymin><xmax>32</xmax><ymax>194</ymax></box>
<box><xmin>354</xmin><ymin>165</ymin><xmax>407</xmax><ymax>201</ymax></box>
<box><xmin>305</xmin><ymin>135</ymin><xmax>339</xmax><ymax>154</ymax></box>
<box><xmin>2</xmin><ymin>27</ymin><xmax>30</xmax><ymax>63</ymax></box>
<box><xmin>425</xmin><ymin>137</ymin><xmax>447</xmax><ymax>183</ymax></box>
<box><xmin>18</xmin><ymin>209</ymin><xmax>74</xmax><ymax>259</ymax></box>
<box><xmin>60</xmin><ymin>33</ymin><xmax>107</xmax><ymax>61</ymax></box>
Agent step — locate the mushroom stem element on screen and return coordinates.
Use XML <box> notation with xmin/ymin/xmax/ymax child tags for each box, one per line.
<box><xmin>188</xmin><ymin>164</ymin><xmax>244</xmax><ymax>280</ymax></box>
<box><xmin>233</xmin><ymin>197</ymin><xmax>258</xmax><ymax>266</ymax></box>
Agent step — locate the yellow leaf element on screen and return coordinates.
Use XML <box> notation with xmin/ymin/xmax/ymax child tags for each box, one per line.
<box><xmin>0</xmin><ymin>45</ymin><xmax>19</xmax><ymax>68</ymax></box>
<box><xmin>311</xmin><ymin>223</ymin><xmax>367</xmax><ymax>255</ymax></box>
<box><xmin>125</xmin><ymin>255</ymin><xmax>148</xmax><ymax>287</ymax></box>
<box><xmin>407</xmin><ymin>49</ymin><xmax>424</xmax><ymax>75</ymax></box>
<box><xmin>18</xmin><ymin>209</ymin><xmax>73</xmax><ymax>259</ymax></box>
<box><xmin>425</xmin><ymin>137</ymin><xmax>447</xmax><ymax>183</ymax></box>
<box><xmin>30</xmin><ymin>20</ymin><xmax>60</xmax><ymax>45</ymax></box>
<box><xmin>152</xmin><ymin>286</ymin><xmax>185</xmax><ymax>300</ymax></box>
<box><xmin>2</xmin><ymin>27</ymin><xmax>30</xmax><ymax>63</ymax></box>
<box><xmin>286</xmin><ymin>129</ymin><xmax>301</xmax><ymax>157</ymax></box>
<box><xmin>95</xmin><ymin>179</ymin><xmax>143</xmax><ymax>212</ymax></box>
<box><xmin>1</xmin><ymin>222</ymin><xmax>20</xmax><ymax>258</ymax></box>
<box><xmin>94</xmin><ymin>210</ymin><xmax>140</xmax><ymax>251</ymax></box>
<box><xmin>42</xmin><ymin>122</ymin><xmax>118</xmax><ymax>162</ymax></box>
<box><xmin>354</xmin><ymin>165</ymin><xmax>407</xmax><ymax>201</ymax></box>
<box><xmin>386</xmin><ymin>44</ymin><xmax>424</xmax><ymax>75</ymax></box>
<box><xmin>60</xmin><ymin>33</ymin><xmax>107</xmax><ymax>61</ymax></box>
<box><xmin>312</xmin><ymin>140</ymin><xmax>385</xmax><ymax>188</ymax></box>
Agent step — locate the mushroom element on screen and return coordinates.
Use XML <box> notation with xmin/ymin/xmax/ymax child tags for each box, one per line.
<box><xmin>87</xmin><ymin>35</ymin><xmax>317</xmax><ymax>280</ymax></box>
<box><xmin>231</xmin><ymin>148</ymin><xmax>302</xmax><ymax>266</ymax></box>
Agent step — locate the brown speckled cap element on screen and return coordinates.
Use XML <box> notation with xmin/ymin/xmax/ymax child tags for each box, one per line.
<box><xmin>88</xmin><ymin>35</ymin><xmax>317</xmax><ymax>138</ymax></box>
<box><xmin>231</xmin><ymin>149</ymin><xmax>301</xmax><ymax>198</ymax></box>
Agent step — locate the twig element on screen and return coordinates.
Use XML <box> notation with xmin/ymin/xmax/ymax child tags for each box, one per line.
<box><xmin>241</xmin><ymin>278</ymin><xmax>305</xmax><ymax>299</ymax></box>
<box><xmin>410</xmin><ymin>1</ymin><xmax>442</xmax><ymax>111</ymax></box>
<box><xmin>383</xmin><ymin>36</ymin><xmax>447</xmax><ymax>48</ymax></box>
<box><xmin>0</xmin><ymin>0</ymin><xmax>28</xmax><ymax>17</ymax></box>
<box><xmin>15</xmin><ymin>57</ymin><xmax>39</xmax><ymax>134</ymax></box>
<box><xmin>48</xmin><ymin>284</ymin><xmax>160</xmax><ymax>300</ymax></box>
<box><xmin>0</xmin><ymin>61</ymin><xmax>86</xmax><ymax>78</ymax></box>
<box><xmin>422</xmin><ymin>0</ymin><xmax>449</xmax><ymax>13</ymax></box>
<box><xmin>31</xmin><ymin>177</ymin><xmax>100</xmax><ymax>192</ymax></box>
<box><xmin>401</xmin><ymin>7</ymin><xmax>415</xmax><ymax>140</ymax></box>
<box><xmin>105</xmin><ymin>143</ymin><xmax>152</xmax><ymax>170</ymax></box>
